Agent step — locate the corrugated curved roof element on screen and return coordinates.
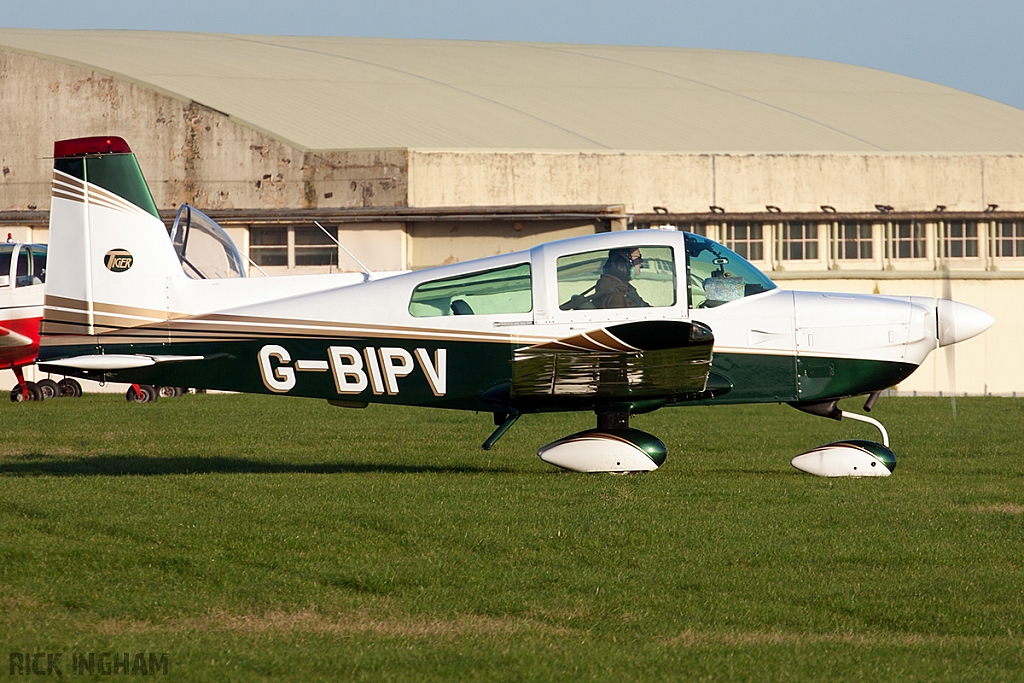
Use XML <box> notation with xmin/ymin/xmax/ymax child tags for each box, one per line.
<box><xmin>3</xmin><ymin>29</ymin><xmax>1024</xmax><ymax>153</ymax></box>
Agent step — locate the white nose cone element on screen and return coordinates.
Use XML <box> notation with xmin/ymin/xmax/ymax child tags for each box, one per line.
<box><xmin>937</xmin><ymin>300</ymin><xmax>994</xmax><ymax>347</ymax></box>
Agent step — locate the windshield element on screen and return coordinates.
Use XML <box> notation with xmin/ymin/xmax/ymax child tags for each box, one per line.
<box><xmin>170</xmin><ymin>205</ymin><xmax>247</xmax><ymax>279</ymax></box>
<box><xmin>684</xmin><ymin>232</ymin><xmax>775</xmax><ymax>308</ymax></box>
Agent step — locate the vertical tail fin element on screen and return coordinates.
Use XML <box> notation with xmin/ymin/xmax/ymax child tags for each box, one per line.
<box><xmin>44</xmin><ymin>137</ymin><xmax>182</xmax><ymax>345</ymax></box>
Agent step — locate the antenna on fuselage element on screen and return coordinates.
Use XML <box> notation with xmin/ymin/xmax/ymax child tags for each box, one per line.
<box><xmin>314</xmin><ymin>221</ymin><xmax>372</xmax><ymax>280</ymax></box>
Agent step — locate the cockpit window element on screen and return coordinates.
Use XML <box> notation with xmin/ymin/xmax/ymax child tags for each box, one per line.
<box><xmin>409</xmin><ymin>262</ymin><xmax>532</xmax><ymax>317</ymax></box>
<box><xmin>13</xmin><ymin>245</ymin><xmax>45</xmax><ymax>287</ymax></box>
<box><xmin>557</xmin><ymin>246</ymin><xmax>676</xmax><ymax>310</ymax></box>
<box><xmin>29</xmin><ymin>246</ymin><xmax>46</xmax><ymax>285</ymax></box>
<box><xmin>170</xmin><ymin>204</ymin><xmax>247</xmax><ymax>280</ymax></box>
<box><xmin>0</xmin><ymin>244</ymin><xmax>46</xmax><ymax>287</ymax></box>
<box><xmin>685</xmin><ymin>232</ymin><xmax>775</xmax><ymax>308</ymax></box>
<box><xmin>0</xmin><ymin>245</ymin><xmax>13</xmax><ymax>286</ymax></box>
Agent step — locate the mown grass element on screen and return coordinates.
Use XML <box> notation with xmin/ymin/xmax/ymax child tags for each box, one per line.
<box><xmin>1</xmin><ymin>394</ymin><xmax>1022</xmax><ymax>681</ymax></box>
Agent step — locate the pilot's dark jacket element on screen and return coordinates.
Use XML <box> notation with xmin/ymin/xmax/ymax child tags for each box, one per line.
<box><xmin>591</xmin><ymin>274</ymin><xmax>648</xmax><ymax>309</ymax></box>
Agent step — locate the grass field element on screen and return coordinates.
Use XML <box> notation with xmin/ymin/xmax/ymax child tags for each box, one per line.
<box><xmin>1</xmin><ymin>394</ymin><xmax>1023</xmax><ymax>681</ymax></box>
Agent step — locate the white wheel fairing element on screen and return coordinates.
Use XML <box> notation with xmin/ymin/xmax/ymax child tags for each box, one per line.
<box><xmin>791</xmin><ymin>440</ymin><xmax>896</xmax><ymax>477</ymax></box>
<box><xmin>538</xmin><ymin>429</ymin><xmax>666</xmax><ymax>473</ymax></box>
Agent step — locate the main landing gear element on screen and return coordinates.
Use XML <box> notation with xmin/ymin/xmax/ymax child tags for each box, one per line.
<box><xmin>125</xmin><ymin>384</ymin><xmax>186</xmax><ymax>402</ymax></box>
<box><xmin>10</xmin><ymin>381</ymin><xmax>41</xmax><ymax>402</ymax></box>
<box><xmin>8</xmin><ymin>375</ymin><xmax>185</xmax><ymax>403</ymax></box>
<box><xmin>58</xmin><ymin>378</ymin><xmax>83</xmax><ymax>397</ymax></box>
<box><xmin>484</xmin><ymin>406</ymin><xmax>667</xmax><ymax>473</ymax></box>
<box><xmin>126</xmin><ymin>384</ymin><xmax>159</xmax><ymax>403</ymax></box>
<box><xmin>790</xmin><ymin>394</ymin><xmax>897</xmax><ymax>477</ymax></box>
<box><xmin>8</xmin><ymin>367</ymin><xmax>83</xmax><ymax>402</ymax></box>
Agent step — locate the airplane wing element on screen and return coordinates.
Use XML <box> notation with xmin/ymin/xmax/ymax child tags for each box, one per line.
<box><xmin>510</xmin><ymin>320</ymin><xmax>718</xmax><ymax>402</ymax></box>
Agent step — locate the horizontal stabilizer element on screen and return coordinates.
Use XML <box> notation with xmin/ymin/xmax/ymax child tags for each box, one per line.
<box><xmin>41</xmin><ymin>354</ymin><xmax>205</xmax><ymax>371</ymax></box>
<box><xmin>0</xmin><ymin>327</ymin><xmax>34</xmax><ymax>349</ymax></box>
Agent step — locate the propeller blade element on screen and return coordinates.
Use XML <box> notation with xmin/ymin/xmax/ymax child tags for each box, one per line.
<box><xmin>941</xmin><ymin>263</ymin><xmax>956</xmax><ymax>419</ymax></box>
<box><xmin>945</xmin><ymin>343</ymin><xmax>957</xmax><ymax>420</ymax></box>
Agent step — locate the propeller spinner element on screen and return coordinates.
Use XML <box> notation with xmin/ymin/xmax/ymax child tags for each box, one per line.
<box><xmin>936</xmin><ymin>299</ymin><xmax>994</xmax><ymax>347</ymax></box>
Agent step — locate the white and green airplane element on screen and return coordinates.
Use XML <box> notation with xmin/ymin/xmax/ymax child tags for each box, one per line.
<box><xmin>38</xmin><ymin>137</ymin><xmax>994</xmax><ymax>476</ymax></box>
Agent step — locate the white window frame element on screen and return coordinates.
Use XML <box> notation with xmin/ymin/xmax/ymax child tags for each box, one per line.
<box><xmin>248</xmin><ymin>225</ymin><xmax>341</xmax><ymax>273</ymax></box>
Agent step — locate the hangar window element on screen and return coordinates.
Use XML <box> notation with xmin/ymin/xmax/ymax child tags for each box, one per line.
<box><xmin>295</xmin><ymin>227</ymin><xmax>339</xmax><ymax>267</ymax></box>
<box><xmin>409</xmin><ymin>263</ymin><xmax>532</xmax><ymax>317</ymax></box>
<box><xmin>250</xmin><ymin>225</ymin><xmax>339</xmax><ymax>269</ymax></box>
<box><xmin>997</xmin><ymin>221</ymin><xmax>1024</xmax><ymax>257</ymax></box>
<box><xmin>781</xmin><ymin>222</ymin><xmax>820</xmax><ymax>260</ymax></box>
<box><xmin>893</xmin><ymin>220</ymin><xmax>927</xmax><ymax>259</ymax></box>
<box><xmin>250</xmin><ymin>227</ymin><xmax>288</xmax><ymax>266</ymax></box>
<box><xmin>942</xmin><ymin>221</ymin><xmax>979</xmax><ymax>258</ymax></box>
<box><xmin>838</xmin><ymin>222</ymin><xmax>874</xmax><ymax>259</ymax></box>
<box><xmin>557</xmin><ymin>246</ymin><xmax>676</xmax><ymax>310</ymax></box>
<box><xmin>722</xmin><ymin>222</ymin><xmax>764</xmax><ymax>261</ymax></box>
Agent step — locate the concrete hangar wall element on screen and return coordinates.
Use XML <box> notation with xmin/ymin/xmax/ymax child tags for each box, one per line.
<box><xmin>2</xmin><ymin>30</ymin><xmax>1024</xmax><ymax>395</ymax></box>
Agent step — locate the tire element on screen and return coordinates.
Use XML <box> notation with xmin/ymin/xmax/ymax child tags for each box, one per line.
<box><xmin>10</xmin><ymin>382</ymin><xmax>43</xmax><ymax>402</ymax></box>
<box><xmin>157</xmin><ymin>385</ymin><xmax>184</xmax><ymax>398</ymax></box>
<box><xmin>36</xmin><ymin>379</ymin><xmax>60</xmax><ymax>400</ymax></box>
<box><xmin>126</xmin><ymin>384</ymin><xmax>158</xmax><ymax>403</ymax></box>
<box><xmin>58</xmin><ymin>378</ymin><xmax>83</xmax><ymax>398</ymax></box>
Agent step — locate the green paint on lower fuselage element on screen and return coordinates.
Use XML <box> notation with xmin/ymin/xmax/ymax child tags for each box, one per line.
<box><xmin>41</xmin><ymin>340</ymin><xmax>918</xmax><ymax>413</ymax></box>
<box><xmin>683</xmin><ymin>352</ymin><xmax>917</xmax><ymax>406</ymax></box>
<box><xmin>42</xmin><ymin>339</ymin><xmax>515</xmax><ymax>412</ymax></box>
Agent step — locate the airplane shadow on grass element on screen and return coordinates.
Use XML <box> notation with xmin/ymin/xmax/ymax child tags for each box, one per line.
<box><xmin>0</xmin><ymin>453</ymin><xmax>520</xmax><ymax>477</ymax></box>
<box><xmin>0</xmin><ymin>453</ymin><xmax>793</xmax><ymax>477</ymax></box>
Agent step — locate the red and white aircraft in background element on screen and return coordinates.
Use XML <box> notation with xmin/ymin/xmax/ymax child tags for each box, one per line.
<box><xmin>0</xmin><ymin>239</ymin><xmax>82</xmax><ymax>400</ymax></box>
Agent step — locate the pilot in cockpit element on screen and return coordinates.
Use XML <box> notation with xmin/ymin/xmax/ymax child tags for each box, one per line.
<box><xmin>591</xmin><ymin>247</ymin><xmax>650</xmax><ymax>309</ymax></box>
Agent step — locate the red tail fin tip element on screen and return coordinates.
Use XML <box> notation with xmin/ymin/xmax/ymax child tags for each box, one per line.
<box><xmin>54</xmin><ymin>136</ymin><xmax>132</xmax><ymax>158</ymax></box>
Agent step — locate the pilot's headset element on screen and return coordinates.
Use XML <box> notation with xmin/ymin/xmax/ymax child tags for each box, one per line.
<box><xmin>604</xmin><ymin>248</ymin><xmax>636</xmax><ymax>281</ymax></box>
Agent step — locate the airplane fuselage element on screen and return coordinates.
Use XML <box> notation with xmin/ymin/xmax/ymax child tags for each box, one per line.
<box><xmin>35</xmin><ymin>135</ymin><xmax>995</xmax><ymax>472</ymax></box>
<box><xmin>40</xmin><ymin>226</ymin><xmax>938</xmax><ymax>412</ymax></box>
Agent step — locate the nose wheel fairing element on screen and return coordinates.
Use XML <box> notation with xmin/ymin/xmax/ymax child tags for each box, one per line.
<box><xmin>789</xmin><ymin>400</ymin><xmax>898</xmax><ymax>477</ymax></box>
<box><xmin>791</xmin><ymin>440</ymin><xmax>896</xmax><ymax>477</ymax></box>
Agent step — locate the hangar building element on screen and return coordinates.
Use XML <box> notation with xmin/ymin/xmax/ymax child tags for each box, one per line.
<box><xmin>2</xmin><ymin>29</ymin><xmax>1023</xmax><ymax>395</ymax></box>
